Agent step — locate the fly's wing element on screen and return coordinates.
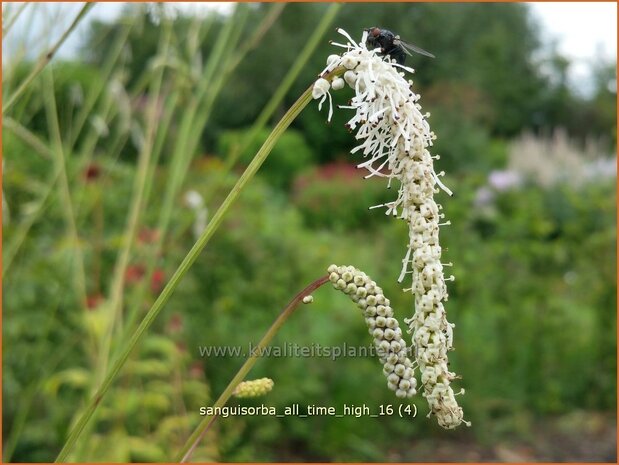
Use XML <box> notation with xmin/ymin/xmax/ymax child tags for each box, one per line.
<box><xmin>395</xmin><ymin>36</ymin><xmax>435</xmax><ymax>58</ymax></box>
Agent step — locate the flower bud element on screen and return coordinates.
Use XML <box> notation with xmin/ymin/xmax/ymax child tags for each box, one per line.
<box><xmin>328</xmin><ymin>264</ymin><xmax>417</xmax><ymax>399</ymax></box>
<box><xmin>326</xmin><ymin>54</ymin><xmax>340</xmax><ymax>66</ymax></box>
<box><xmin>312</xmin><ymin>78</ymin><xmax>330</xmax><ymax>100</ymax></box>
<box><xmin>332</xmin><ymin>77</ymin><xmax>345</xmax><ymax>90</ymax></box>
<box><xmin>233</xmin><ymin>378</ymin><xmax>274</xmax><ymax>398</ymax></box>
<box><xmin>344</xmin><ymin>70</ymin><xmax>358</xmax><ymax>87</ymax></box>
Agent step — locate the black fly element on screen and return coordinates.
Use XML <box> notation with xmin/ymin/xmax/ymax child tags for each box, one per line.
<box><xmin>365</xmin><ymin>27</ymin><xmax>435</xmax><ymax>65</ymax></box>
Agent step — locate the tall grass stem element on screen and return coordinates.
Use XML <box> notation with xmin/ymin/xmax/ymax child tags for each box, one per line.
<box><xmin>3</xmin><ymin>2</ymin><xmax>30</xmax><ymax>36</ymax></box>
<box><xmin>54</xmin><ymin>76</ymin><xmax>327</xmax><ymax>462</ymax></box>
<box><xmin>3</xmin><ymin>3</ymin><xmax>95</xmax><ymax>114</ymax></box>
<box><xmin>204</xmin><ymin>3</ymin><xmax>341</xmax><ymax>203</ymax></box>
<box><xmin>177</xmin><ymin>275</ymin><xmax>330</xmax><ymax>462</ymax></box>
<box><xmin>96</xmin><ymin>21</ymin><xmax>173</xmax><ymax>385</ymax></box>
<box><xmin>42</xmin><ymin>70</ymin><xmax>88</xmax><ymax>309</ymax></box>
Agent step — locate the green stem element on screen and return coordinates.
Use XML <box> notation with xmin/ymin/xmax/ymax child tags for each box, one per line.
<box><xmin>3</xmin><ymin>167</ymin><xmax>60</xmax><ymax>275</ymax></box>
<box><xmin>3</xmin><ymin>116</ymin><xmax>52</xmax><ymax>159</ymax></box>
<box><xmin>177</xmin><ymin>275</ymin><xmax>330</xmax><ymax>463</ymax></box>
<box><xmin>3</xmin><ymin>3</ymin><xmax>95</xmax><ymax>114</ymax></box>
<box><xmin>43</xmin><ymin>70</ymin><xmax>88</xmax><ymax>310</ymax></box>
<box><xmin>180</xmin><ymin>414</ymin><xmax>219</xmax><ymax>464</ymax></box>
<box><xmin>152</xmin><ymin>4</ymin><xmax>246</xmax><ymax>249</ymax></box>
<box><xmin>69</xmin><ymin>15</ymin><xmax>135</xmax><ymax>150</ymax></box>
<box><xmin>96</xmin><ymin>19</ymin><xmax>173</xmax><ymax>385</ymax></box>
<box><xmin>123</xmin><ymin>6</ymin><xmax>333</xmax><ymax>344</ymax></box>
<box><xmin>225</xmin><ymin>3</ymin><xmax>286</xmax><ymax>72</ymax></box>
<box><xmin>205</xmin><ymin>3</ymin><xmax>341</xmax><ymax>203</ymax></box>
<box><xmin>2</xmin><ymin>116</ymin><xmax>64</xmax><ymax>275</ymax></box>
<box><xmin>123</xmin><ymin>6</ymin><xmax>285</xmax><ymax>332</ymax></box>
<box><xmin>2</xmin><ymin>337</ymin><xmax>78</xmax><ymax>462</ymax></box>
<box><xmin>72</xmin><ymin>77</ymin><xmax>122</xmax><ymax>220</ymax></box>
<box><xmin>3</xmin><ymin>2</ymin><xmax>30</xmax><ymax>36</ymax></box>
<box><xmin>142</xmin><ymin>90</ymin><xmax>180</xmax><ymax>208</ymax></box>
<box><xmin>55</xmin><ymin>76</ymin><xmax>326</xmax><ymax>462</ymax></box>
<box><xmin>245</xmin><ymin>3</ymin><xmax>341</xmax><ymax>146</ymax></box>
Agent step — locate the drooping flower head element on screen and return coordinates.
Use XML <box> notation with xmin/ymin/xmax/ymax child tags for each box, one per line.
<box><xmin>328</xmin><ymin>264</ymin><xmax>417</xmax><ymax>399</ymax></box>
<box><xmin>314</xmin><ymin>29</ymin><xmax>468</xmax><ymax>429</ymax></box>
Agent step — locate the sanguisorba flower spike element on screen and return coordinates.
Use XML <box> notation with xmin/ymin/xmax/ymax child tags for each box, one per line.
<box><xmin>328</xmin><ymin>265</ymin><xmax>417</xmax><ymax>399</ymax></box>
<box><xmin>314</xmin><ymin>29</ymin><xmax>468</xmax><ymax>429</ymax></box>
<box><xmin>233</xmin><ymin>378</ymin><xmax>275</xmax><ymax>398</ymax></box>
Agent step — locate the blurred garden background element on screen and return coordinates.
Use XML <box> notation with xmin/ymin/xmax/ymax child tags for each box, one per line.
<box><xmin>2</xmin><ymin>2</ymin><xmax>617</xmax><ymax>462</ymax></box>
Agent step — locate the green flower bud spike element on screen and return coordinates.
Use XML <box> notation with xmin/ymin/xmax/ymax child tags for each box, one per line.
<box><xmin>233</xmin><ymin>378</ymin><xmax>275</xmax><ymax>398</ymax></box>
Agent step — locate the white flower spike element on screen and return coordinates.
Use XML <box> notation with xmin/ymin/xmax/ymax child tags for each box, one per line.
<box><xmin>316</xmin><ymin>30</ymin><xmax>468</xmax><ymax>429</ymax></box>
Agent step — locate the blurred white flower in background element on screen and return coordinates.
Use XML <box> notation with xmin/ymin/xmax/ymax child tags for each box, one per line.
<box><xmin>488</xmin><ymin>170</ymin><xmax>523</xmax><ymax>191</ymax></box>
<box><xmin>475</xmin><ymin>130</ymin><xmax>616</xmax><ymax>209</ymax></box>
<box><xmin>507</xmin><ymin>130</ymin><xmax>616</xmax><ymax>188</ymax></box>
<box><xmin>184</xmin><ymin>190</ymin><xmax>208</xmax><ymax>239</ymax></box>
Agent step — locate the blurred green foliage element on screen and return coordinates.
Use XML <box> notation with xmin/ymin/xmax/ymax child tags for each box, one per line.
<box><xmin>291</xmin><ymin>163</ymin><xmax>394</xmax><ymax>231</ymax></box>
<box><xmin>4</xmin><ymin>61</ymin><xmax>106</xmax><ymax>151</ymax></box>
<box><xmin>218</xmin><ymin>127</ymin><xmax>313</xmax><ymax>190</ymax></box>
<box><xmin>3</xmin><ymin>2</ymin><xmax>616</xmax><ymax>462</ymax></box>
<box><xmin>83</xmin><ymin>3</ymin><xmax>616</xmax><ymax>161</ymax></box>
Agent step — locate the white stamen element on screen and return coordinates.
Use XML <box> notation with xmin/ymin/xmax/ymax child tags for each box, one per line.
<box><xmin>337</xmin><ymin>28</ymin><xmax>357</xmax><ymax>45</ymax></box>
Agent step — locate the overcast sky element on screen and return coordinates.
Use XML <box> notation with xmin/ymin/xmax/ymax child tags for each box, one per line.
<box><xmin>531</xmin><ymin>2</ymin><xmax>616</xmax><ymax>92</ymax></box>
<box><xmin>2</xmin><ymin>2</ymin><xmax>617</xmax><ymax>95</ymax></box>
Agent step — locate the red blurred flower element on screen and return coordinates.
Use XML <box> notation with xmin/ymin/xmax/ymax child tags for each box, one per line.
<box><xmin>317</xmin><ymin>162</ymin><xmax>359</xmax><ymax>180</ymax></box>
<box><xmin>125</xmin><ymin>264</ymin><xmax>145</xmax><ymax>284</ymax></box>
<box><xmin>168</xmin><ymin>313</ymin><xmax>183</xmax><ymax>334</ymax></box>
<box><xmin>293</xmin><ymin>162</ymin><xmax>359</xmax><ymax>192</ymax></box>
<box><xmin>86</xmin><ymin>293</ymin><xmax>104</xmax><ymax>310</ymax></box>
<box><xmin>83</xmin><ymin>163</ymin><xmax>102</xmax><ymax>182</ymax></box>
<box><xmin>151</xmin><ymin>268</ymin><xmax>165</xmax><ymax>293</ymax></box>
<box><xmin>189</xmin><ymin>361</ymin><xmax>203</xmax><ymax>378</ymax></box>
<box><xmin>138</xmin><ymin>228</ymin><xmax>160</xmax><ymax>244</ymax></box>
<box><xmin>176</xmin><ymin>341</ymin><xmax>187</xmax><ymax>353</ymax></box>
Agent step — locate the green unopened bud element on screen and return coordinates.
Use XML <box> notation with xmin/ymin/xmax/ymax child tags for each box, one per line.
<box><xmin>328</xmin><ymin>264</ymin><xmax>417</xmax><ymax>399</ymax></box>
<box><xmin>233</xmin><ymin>378</ymin><xmax>274</xmax><ymax>398</ymax></box>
